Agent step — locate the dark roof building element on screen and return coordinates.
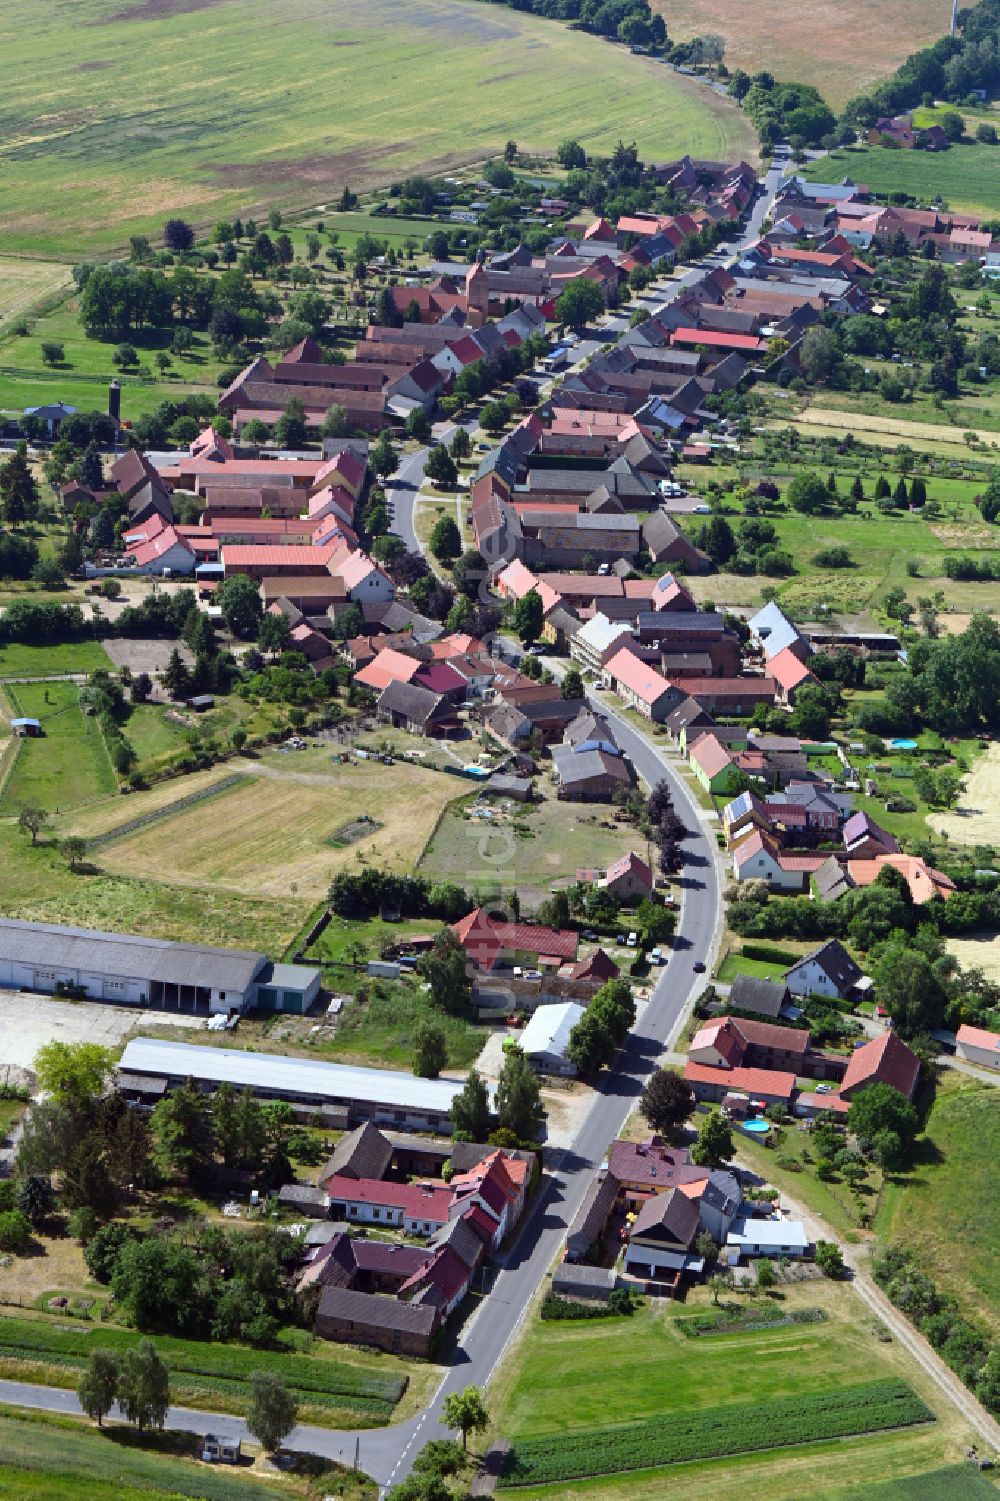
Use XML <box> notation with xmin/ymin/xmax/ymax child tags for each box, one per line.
<box><xmin>319</xmin><ymin>1122</ymin><xmax>393</xmax><ymax>1185</ymax></box>
<box><xmin>315</xmin><ymin>1285</ymin><xmax>439</xmax><ymax>1356</ymax></box>
<box><xmin>565</xmin><ymin>1170</ymin><xmax>621</xmax><ymax>1260</ymax></box>
<box><xmin>726</xmin><ymin>974</ymin><xmax>790</xmax><ymax>1020</ymax></box>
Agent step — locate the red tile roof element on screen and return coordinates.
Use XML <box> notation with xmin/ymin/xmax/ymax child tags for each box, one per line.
<box><xmin>355</xmin><ymin>648</ymin><xmax>421</xmax><ymax>692</ymax></box>
<box><xmin>604</xmin><ymin>647</ymin><xmax>672</xmax><ymax>706</ymax></box>
<box><xmin>769</xmin><ymin>647</ymin><xmax>815</xmax><ymax>692</ymax></box>
<box><xmin>322</xmin><ymin>1175</ymin><xmax>453</xmax><ymax>1222</ymax></box>
<box><xmin>956</xmin><ymin>1022</ymin><xmax>1000</xmax><ymax>1054</ymax></box>
<box><xmin>838</xmin><ymin>1032</ymin><xmax>919</xmax><ymax>1101</ymax></box>
<box><xmin>451</xmin><ymin>907</ymin><xmax>578</xmax><ymax>970</ymax></box>
<box><xmin>846</xmin><ymin>854</ymin><xmax>955</xmax><ymax>904</ymax></box>
<box><xmin>671</xmin><ymin>328</ymin><xmax>764</xmax><ymax>352</ymax></box>
<box><xmin>684</xmin><ymin>1060</ymin><xmax>797</xmax><ymax>1100</ymax></box>
<box><xmin>569</xmin><ymin>947</ymin><xmax>620</xmax><ymax>982</ymax></box>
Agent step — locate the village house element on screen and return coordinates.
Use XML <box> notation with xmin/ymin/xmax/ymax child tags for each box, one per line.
<box><xmin>784</xmin><ymin>939</ymin><xmax>864</xmax><ymax>1000</ymax></box>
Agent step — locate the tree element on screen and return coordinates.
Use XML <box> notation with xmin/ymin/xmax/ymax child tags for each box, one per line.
<box><xmin>17</xmin><ymin>1174</ymin><xmax>54</xmax><ymax>1226</ymax></box>
<box><xmin>34</xmin><ymin>1041</ymin><xmax>114</xmax><ymax>1107</ymax></box>
<box><xmin>243</xmin><ymin>419</ymin><xmax>270</xmax><ymax>445</ymax></box>
<box><xmin>321</xmin><ymin>404</ymin><xmax>349</xmax><ymax>438</ymax></box>
<box><xmin>163</xmin><ymin>218</ymin><xmax>194</xmax><ymax>251</ymax></box>
<box><xmin>414</xmin><ymin>1022</ymin><xmax>448</xmax><ymax>1079</ymax></box>
<box><xmin>0</xmin><ymin>1209</ymin><xmax>31</xmax><ymax>1253</ymax></box>
<box><xmin>151</xmin><ymin>1078</ymin><xmax>214</xmax><ymax>1179</ymax></box>
<box><xmin>159</xmin><ymin>647</ymin><xmax>190</xmax><ymax>702</ymax></box>
<box><xmin>756</xmin><ymin>1257</ymin><xmax>776</xmax><ymax>1292</ymax></box>
<box><xmin>636</xmin><ymin>898</ymin><xmax>674</xmax><ymax>945</ymax></box>
<box><xmin>258</xmin><ymin>610</ymin><xmax>291</xmax><ymax>657</ymax></box>
<box><xmin>450</xmin><ymin>427</ymin><xmax>472</xmax><ymax>461</ymax></box>
<box><xmin>246</xmin><ymin>1371</ymin><xmax>299</xmax><ymax>1454</ymax></box>
<box><xmin>451</xmin><ymin>1069</ymin><xmax>490</xmax><ymax>1140</ymax></box>
<box><xmin>425</xmin><ymin>445</ymin><xmax>458</xmax><ymax>490</ymax></box>
<box><xmin>275</xmin><ymin>395</ymin><xmax>308</xmax><ymax>448</ymax></box>
<box><xmin>41</xmin><ymin>341</ymin><xmax>64</xmax><ymax>366</ymax></box>
<box><xmin>561</xmin><ymin>667</ymin><xmax>583</xmax><ymax>699</ymax></box>
<box><xmin>512</xmin><ymin>588</ymin><xmax>544</xmax><ymax>644</ymax></box>
<box><xmin>815</xmin><ymin>1240</ymin><xmax>845</xmax><ymax>1278</ymax></box>
<box><xmin>17</xmin><ymin>804</ymin><xmax>47</xmax><ymax>846</ymax></box>
<box><xmin>556</xmin><ymin>279</ymin><xmax>605</xmax><ymax>331</ymax></box>
<box><xmin>370</xmin><ymin>432</ymin><xmax>398</xmax><ymax>481</ymax></box>
<box><xmin>798</xmin><ymin>325</ymin><xmax>840</xmax><ymax>384</ymax></box>
<box><xmin>848</xmin><ymin>1083</ymin><xmax>918</xmax><ymax>1167</ymax></box>
<box><xmin>429</xmin><ymin>514</ymin><xmax>462</xmax><ymax>562</ymax></box>
<box><xmin>420</xmin><ymin>928</ymin><xmax>471</xmax><ymax>1016</ymax></box>
<box><xmin>787</xmin><ymin>471</ymin><xmax>828</xmax><ymax>515</ymax></box>
<box><xmin>479</xmin><ymin>400</ymin><xmax>509</xmax><ymax>435</ymax></box>
<box><xmin>496</xmin><ymin>1046</ymin><xmax>545</xmax><ymax>1141</ymax></box>
<box><xmin>117</xmin><ymin>1339</ymin><xmax>170</xmax><ymax>1431</ymax></box>
<box><xmin>691</xmin><ymin>1107</ymin><xmax>733</xmax><ymax>1168</ymax></box>
<box><xmin>216</xmin><ymin>573</ymin><xmax>263</xmax><ymax>638</ymax></box>
<box><xmin>639</xmin><ymin>1068</ymin><xmax>694</xmax><ymax>1135</ymax></box>
<box><xmin>441</xmin><ymin>1385</ymin><xmax>488</xmax><ymax>1451</ymax></box>
<box><xmin>873</xmin><ymin>947</ymin><xmax>945</xmax><ymax>1036</ymax></box>
<box><xmin>0</xmin><ymin>447</ymin><xmax>40</xmax><ymax>526</ymax></box>
<box><xmin>78</xmin><ymin>1349</ymin><xmax>119</xmax><ymax>1428</ymax></box>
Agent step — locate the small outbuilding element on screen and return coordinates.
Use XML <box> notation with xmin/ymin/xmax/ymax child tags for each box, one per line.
<box><xmin>11</xmin><ymin>718</ymin><xmax>42</xmax><ymax>737</ymax></box>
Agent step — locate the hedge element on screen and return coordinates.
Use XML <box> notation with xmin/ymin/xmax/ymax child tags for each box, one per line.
<box><xmin>498</xmin><ymin>1381</ymin><xmax>932</xmax><ymax>1486</ymax></box>
<box><xmin>739</xmin><ymin>942</ymin><xmax>800</xmax><ymax>965</ymax></box>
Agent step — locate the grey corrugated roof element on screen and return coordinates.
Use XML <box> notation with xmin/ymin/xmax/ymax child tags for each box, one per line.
<box><xmin>118</xmin><ymin>1038</ymin><xmax>476</xmax><ymax>1114</ymax></box>
<box><xmin>320</xmin><ymin>1123</ymin><xmax>393</xmax><ymax>1182</ymax></box>
<box><xmin>727</xmin><ymin>975</ymin><xmax>788</xmax><ymax>1019</ymax></box>
<box><xmin>566</xmin><ymin>1170</ymin><xmax>620</xmax><ymax>1251</ymax></box>
<box><xmin>554</xmin><ymin>1263</ymin><xmax>616</xmax><ymax>1290</ymax></box>
<box><xmin>0</xmin><ymin>918</ymin><xmax>265</xmax><ymax>993</ymax></box>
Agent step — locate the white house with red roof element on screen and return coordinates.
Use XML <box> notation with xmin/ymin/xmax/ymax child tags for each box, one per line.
<box><xmin>603</xmin><ymin>647</ymin><xmax>675</xmax><ymax>721</ymax></box>
<box><xmin>123</xmin><ymin>515</ymin><xmax>196</xmax><ymax>576</ymax></box>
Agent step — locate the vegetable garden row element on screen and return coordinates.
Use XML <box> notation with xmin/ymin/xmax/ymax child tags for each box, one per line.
<box><xmin>498</xmin><ymin>1380</ymin><xmax>933</xmax><ymax>1486</ymax></box>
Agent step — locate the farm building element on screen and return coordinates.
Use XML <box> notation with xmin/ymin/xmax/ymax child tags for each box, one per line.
<box><xmin>955</xmin><ymin>1023</ymin><xmax>1000</xmax><ymax>1071</ymax></box>
<box><xmin>552</xmin><ymin>1264</ymin><xmax>617</xmax><ymax>1304</ymax></box>
<box><xmin>10</xmin><ymin>718</ymin><xmax>42</xmax><ymax>737</ymax></box>
<box><xmin>116</xmin><ymin>1037</ymin><xmax>476</xmax><ymax>1134</ymax></box>
<box><xmin>315</xmin><ymin>1286</ymin><xmax>439</xmax><ymax>1357</ymax></box>
<box><xmin>0</xmin><ymin>918</ymin><xmax>319</xmax><ymax>1015</ymax></box>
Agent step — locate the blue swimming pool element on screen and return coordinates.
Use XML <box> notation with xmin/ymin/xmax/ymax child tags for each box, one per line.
<box><xmin>743</xmin><ymin>1118</ymin><xmax>770</xmax><ymax>1134</ymax></box>
<box><xmin>889</xmin><ymin>738</ymin><xmax>918</xmax><ymax>751</ymax></box>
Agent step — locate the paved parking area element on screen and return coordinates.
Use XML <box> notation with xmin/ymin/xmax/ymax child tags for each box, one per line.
<box><xmin>0</xmin><ymin>990</ymin><xmax>204</xmax><ymax>1077</ymax></box>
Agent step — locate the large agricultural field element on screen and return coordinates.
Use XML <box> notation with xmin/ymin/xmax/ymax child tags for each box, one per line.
<box><xmin>491</xmin><ymin>1280</ymin><xmax>976</xmax><ymax>1501</ymax></box>
<box><xmin>651</xmin><ymin>0</ymin><xmax>945</xmax><ymax>107</ymax></box>
<box><xmin>801</xmin><ymin>144</ymin><xmax>1000</xmax><ymax>220</ymax></box>
<box><xmin>0</xmin><ymin>0</ymin><xmax>753</xmax><ymax>258</ymax></box>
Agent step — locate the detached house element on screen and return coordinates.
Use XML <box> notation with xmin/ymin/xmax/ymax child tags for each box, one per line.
<box><xmin>784</xmin><ymin>939</ymin><xmax>863</xmax><ymax>1000</ymax></box>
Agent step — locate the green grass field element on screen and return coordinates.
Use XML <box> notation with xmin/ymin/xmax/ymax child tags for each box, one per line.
<box><xmin>0</xmin><ymin>680</ymin><xmax>117</xmax><ymax>815</ymax></box>
<box><xmin>492</xmin><ymin>1282</ymin><xmax>968</xmax><ymax>1501</ymax></box>
<box><xmin>0</xmin><ymin>0</ymin><xmax>753</xmax><ymax>257</ymax></box>
<box><xmin>0</xmin><ymin>640</ymin><xmax>113</xmax><ymax>679</ymax></box>
<box><xmin>0</xmin><ymin>296</ymin><xmax>228</xmax><ymax>424</ymax></box>
<box><xmin>801</xmin><ymin>143</ymin><xmax>1000</xmax><ymax>218</ymax></box>
<box><xmin>879</xmin><ymin>1072</ymin><xmax>1000</xmax><ymax>1335</ymax></box>
<box><xmin>0</xmin><ymin>1412</ymin><xmax>287</xmax><ymax>1501</ymax></box>
<box><xmin>822</xmin><ymin>1468</ymin><xmax>1000</xmax><ymax>1500</ymax></box>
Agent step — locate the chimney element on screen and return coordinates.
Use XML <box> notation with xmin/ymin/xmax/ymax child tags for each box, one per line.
<box><xmin>108</xmin><ymin>380</ymin><xmax>121</xmax><ymax>423</ymax></box>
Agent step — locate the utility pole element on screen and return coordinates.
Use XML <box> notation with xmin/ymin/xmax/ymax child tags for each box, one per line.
<box><xmin>951</xmin><ymin>0</ymin><xmax>958</xmax><ymax>36</ymax></box>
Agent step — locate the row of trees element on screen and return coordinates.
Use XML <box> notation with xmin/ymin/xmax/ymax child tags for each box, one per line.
<box><xmin>451</xmin><ymin>1047</ymin><xmax>545</xmax><ymax>1144</ymax></box>
<box><xmin>77</xmin><ymin>1342</ymin><xmax>299</xmax><ymax>1451</ymax></box>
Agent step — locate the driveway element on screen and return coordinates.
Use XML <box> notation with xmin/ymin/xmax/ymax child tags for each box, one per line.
<box><xmin>0</xmin><ymin>991</ymin><xmax>204</xmax><ymax>1075</ymax></box>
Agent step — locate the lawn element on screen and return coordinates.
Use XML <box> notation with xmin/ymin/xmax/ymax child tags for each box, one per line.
<box><xmin>0</xmin><ymin>1412</ymin><xmax>287</xmax><ymax>1501</ymax></box>
<box><xmin>0</xmin><ymin>680</ymin><xmax>117</xmax><ymax>815</ymax></box>
<box><xmin>879</xmin><ymin>1072</ymin><xmax>1000</xmax><ymax>1335</ymax></box>
<box><xmin>801</xmin><ymin>143</ymin><xmax>1000</xmax><ymax>219</ymax></box>
<box><xmin>491</xmin><ymin>1280</ymin><xmax>967</xmax><ymax>1500</ymax></box>
<box><xmin>94</xmin><ymin>759</ymin><xmax>465</xmax><ymax>900</ymax></box>
<box><xmin>326</xmin><ymin>978</ymin><xmax>487</xmax><ymax>1071</ymax></box>
<box><xmin>0</xmin><ymin>819</ymin><xmax>306</xmax><ymax>954</ymax></box>
<box><xmin>419</xmin><ymin>793</ymin><xmax>640</xmax><ymax>897</ymax></box>
<box><xmin>0</xmin><ymin>639</ymin><xmax>113</xmax><ymax>679</ymax></box>
<box><xmin>0</xmin><ymin>0</ymin><xmax>753</xmax><ymax>257</ymax></box>
<box><xmin>732</xmin><ymin>1117</ymin><xmax>880</xmax><ymax>1242</ymax></box>
<box><xmin>649</xmin><ymin>0</ymin><xmax>945</xmax><ymax>107</ymax></box>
